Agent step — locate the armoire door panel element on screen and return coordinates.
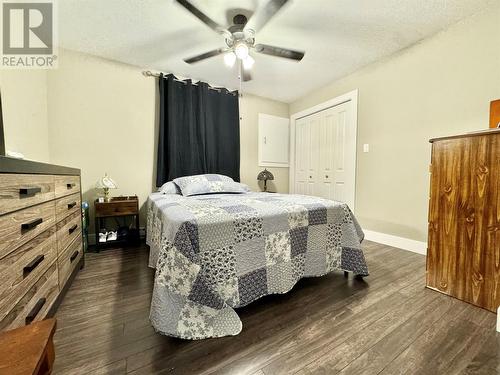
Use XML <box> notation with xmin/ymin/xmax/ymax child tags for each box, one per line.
<box><xmin>427</xmin><ymin>130</ymin><xmax>500</xmax><ymax>312</ymax></box>
<box><xmin>485</xmin><ymin>133</ymin><xmax>500</xmax><ymax>309</ymax></box>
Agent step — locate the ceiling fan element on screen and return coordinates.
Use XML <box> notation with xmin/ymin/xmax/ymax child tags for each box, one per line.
<box><xmin>176</xmin><ymin>0</ymin><xmax>305</xmax><ymax>81</ymax></box>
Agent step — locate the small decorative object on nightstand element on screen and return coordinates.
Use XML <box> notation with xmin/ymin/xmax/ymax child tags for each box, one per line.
<box><xmin>95</xmin><ymin>173</ymin><xmax>117</xmax><ymax>202</ymax></box>
<box><xmin>257</xmin><ymin>168</ymin><xmax>275</xmax><ymax>192</ymax></box>
<box><xmin>94</xmin><ymin>196</ymin><xmax>140</xmax><ymax>251</ymax></box>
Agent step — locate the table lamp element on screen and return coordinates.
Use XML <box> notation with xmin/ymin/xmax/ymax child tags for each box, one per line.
<box><xmin>257</xmin><ymin>169</ymin><xmax>274</xmax><ymax>192</ymax></box>
<box><xmin>95</xmin><ymin>173</ymin><xmax>117</xmax><ymax>202</ymax></box>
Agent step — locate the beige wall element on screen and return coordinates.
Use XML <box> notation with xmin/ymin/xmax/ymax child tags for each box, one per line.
<box><xmin>46</xmin><ymin>49</ymin><xmax>289</xmax><ymax>234</ymax></box>
<box><xmin>290</xmin><ymin>5</ymin><xmax>500</xmax><ymax>242</ymax></box>
<box><xmin>240</xmin><ymin>95</ymin><xmax>289</xmax><ymax>193</ymax></box>
<box><xmin>47</xmin><ymin>49</ymin><xmax>157</xmax><ymax>232</ymax></box>
<box><xmin>0</xmin><ymin>70</ymin><xmax>50</xmax><ymax>162</ymax></box>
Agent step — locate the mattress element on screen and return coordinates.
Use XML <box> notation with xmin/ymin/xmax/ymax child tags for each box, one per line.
<box><xmin>146</xmin><ymin>191</ymin><xmax>368</xmax><ymax>339</ymax></box>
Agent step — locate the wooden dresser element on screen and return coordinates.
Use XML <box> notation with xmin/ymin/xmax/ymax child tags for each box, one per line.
<box><xmin>490</xmin><ymin>100</ymin><xmax>500</xmax><ymax>128</ymax></box>
<box><xmin>0</xmin><ymin>156</ymin><xmax>83</xmax><ymax>331</ymax></box>
<box><xmin>427</xmin><ymin>129</ymin><xmax>499</xmax><ymax>312</ymax></box>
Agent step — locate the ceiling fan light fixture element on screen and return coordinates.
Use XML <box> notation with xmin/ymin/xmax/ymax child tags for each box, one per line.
<box><xmin>242</xmin><ymin>55</ymin><xmax>255</xmax><ymax>70</ymax></box>
<box><xmin>234</xmin><ymin>42</ymin><xmax>249</xmax><ymax>60</ymax></box>
<box><xmin>224</xmin><ymin>51</ymin><xmax>236</xmax><ymax>67</ymax></box>
<box><xmin>177</xmin><ymin>0</ymin><xmax>306</xmax><ymax>83</ymax></box>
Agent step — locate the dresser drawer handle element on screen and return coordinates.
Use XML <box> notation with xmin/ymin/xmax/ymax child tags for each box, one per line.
<box><xmin>25</xmin><ymin>298</ymin><xmax>46</xmax><ymax>325</ymax></box>
<box><xmin>68</xmin><ymin>224</ymin><xmax>78</xmax><ymax>234</ymax></box>
<box><xmin>67</xmin><ymin>202</ymin><xmax>77</xmax><ymax>209</ymax></box>
<box><xmin>21</xmin><ymin>218</ymin><xmax>43</xmax><ymax>231</ymax></box>
<box><xmin>70</xmin><ymin>251</ymin><xmax>79</xmax><ymax>263</ymax></box>
<box><xmin>19</xmin><ymin>187</ymin><xmax>42</xmax><ymax>197</ymax></box>
<box><xmin>23</xmin><ymin>255</ymin><xmax>45</xmax><ymax>277</ymax></box>
<box><xmin>66</xmin><ymin>183</ymin><xmax>76</xmax><ymax>189</ymax></box>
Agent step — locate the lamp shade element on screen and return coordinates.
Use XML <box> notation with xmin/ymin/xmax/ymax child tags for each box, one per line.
<box><xmin>257</xmin><ymin>169</ymin><xmax>274</xmax><ymax>181</ymax></box>
<box><xmin>95</xmin><ymin>173</ymin><xmax>117</xmax><ymax>190</ymax></box>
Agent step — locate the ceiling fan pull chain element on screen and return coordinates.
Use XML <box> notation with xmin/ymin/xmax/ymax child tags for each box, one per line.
<box><xmin>238</xmin><ymin>60</ymin><xmax>242</xmax><ymax>95</ymax></box>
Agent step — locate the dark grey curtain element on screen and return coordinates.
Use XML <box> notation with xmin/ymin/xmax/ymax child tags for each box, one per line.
<box><xmin>156</xmin><ymin>73</ymin><xmax>240</xmax><ymax>186</ymax></box>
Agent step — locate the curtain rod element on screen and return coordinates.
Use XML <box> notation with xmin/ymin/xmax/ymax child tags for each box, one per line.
<box><xmin>142</xmin><ymin>70</ymin><xmax>237</xmax><ymax>95</ymax></box>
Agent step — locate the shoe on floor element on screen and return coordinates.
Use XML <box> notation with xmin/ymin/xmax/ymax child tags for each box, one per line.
<box><xmin>99</xmin><ymin>232</ymin><xmax>108</xmax><ymax>243</ymax></box>
<box><xmin>107</xmin><ymin>231</ymin><xmax>117</xmax><ymax>241</ymax></box>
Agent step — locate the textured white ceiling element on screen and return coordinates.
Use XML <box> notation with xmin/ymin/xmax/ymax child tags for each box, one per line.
<box><xmin>58</xmin><ymin>0</ymin><xmax>493</xmax><ymax>102</ymax></box>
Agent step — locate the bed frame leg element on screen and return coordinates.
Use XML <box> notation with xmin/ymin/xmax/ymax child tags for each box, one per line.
<box><xmin>344</xmin><ymin>271</ymin><xmax>364</xmax><ymax>281</ymax></box>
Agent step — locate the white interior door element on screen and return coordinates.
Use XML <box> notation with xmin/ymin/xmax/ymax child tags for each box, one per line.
<box><xmin>307</xmin><ymin>112</ymin><xmax>320</xmax><ymax>196</ymax></box>
<box><xmin>294</xmin><ymin>117</ymin><xmax>308</xmax><ymax>195</ymax></box>
<box><xmin>293</xmin><ymin>100</ymin><xmax>357</xmax><ymax>209</ymax></box>
<box><xmin>294</xmin><ymin>112</ymin><xmax>320</xmax><ymax>196</ymax></box>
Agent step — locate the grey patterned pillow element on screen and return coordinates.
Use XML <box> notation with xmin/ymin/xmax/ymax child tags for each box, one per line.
<box><xmin>173</xmin><ymin>174</ymin><xmax>248</xmax><ymax>196</ymax></box>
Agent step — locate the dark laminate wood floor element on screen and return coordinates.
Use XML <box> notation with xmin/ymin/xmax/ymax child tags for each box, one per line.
<box><xmin>52</xmin><ymin>241</ymin><xmax>499</xmax><ymax>375</ymax></box>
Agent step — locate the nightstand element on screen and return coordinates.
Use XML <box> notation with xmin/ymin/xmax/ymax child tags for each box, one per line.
<box><xmin>94</xmin><ymin>196</ymin><xmax>140</xmax><ymax>251</ymax></box>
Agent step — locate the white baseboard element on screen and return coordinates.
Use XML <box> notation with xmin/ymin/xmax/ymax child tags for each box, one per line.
<box><xmin>363</xmin><ymin>230</ymin><xmax>427</xmax><ymax>255</ymax></box>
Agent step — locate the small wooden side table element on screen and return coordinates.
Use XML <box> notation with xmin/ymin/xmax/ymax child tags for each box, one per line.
<box><xmin>0</xmin><ymin>318</ymin><xmax>56</xmax><ymax>375</ymax></box>
<box><xmin>94</xmin><ymin>196</ymin><xmax>140</xmax><ymax>251</ymax></box>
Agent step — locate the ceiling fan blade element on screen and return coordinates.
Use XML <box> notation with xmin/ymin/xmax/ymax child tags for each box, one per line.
<box><xmin>184</xmin><ymin>48</ymin><xmax>226</xmax><ymax>64</ymax></box>
<box><xmin>175</xmin><ymin>0</ymin><xmax>228</xmax><ymax>35</ymax></box>
<box><xmin>240</xmin><ymin>60</ymin><xmax>252</xmax><ymax>82</ymax></box>
<box><xmin>244</xmin><ymin>0</ymin><xmax>290</xmax><ymax>32</ymax></box>
<box><xmin>254</xmin><ymin>44</ymin><xmax>304</xmax><ymax>61</ymax></box>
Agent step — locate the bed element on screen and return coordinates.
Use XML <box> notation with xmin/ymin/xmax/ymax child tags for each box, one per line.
<box><xmin>146</xmin><ymin>176</ymin><xmax>368</xmax><ymax>340</ymax></box>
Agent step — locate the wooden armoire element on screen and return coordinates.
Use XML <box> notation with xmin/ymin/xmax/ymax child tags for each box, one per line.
<box><xmin>427</xmin><ymin>129</ymin><xmax>500</xmax><ymax>312</ymax></box>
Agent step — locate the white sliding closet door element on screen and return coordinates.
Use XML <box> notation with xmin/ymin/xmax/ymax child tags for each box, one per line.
<box><xmin>295</xmin><ymin>112</ymin><xmax>320</xmax><ymax>196</ymax></box>
<box><xmin>294</xmin><ymin>117</ymin><xmax>308</xmax><ymax>195</ymax></box>
<box><xmin>294</xmin><ymin>100</ymin><xmax>356</xmax><ymax>209</ymax></box>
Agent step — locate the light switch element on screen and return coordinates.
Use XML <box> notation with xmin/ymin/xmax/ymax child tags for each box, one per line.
<box><xmin>363</xmin><ymin>144</ymin><xmax>370</xmax><ymax>153</ymax></box>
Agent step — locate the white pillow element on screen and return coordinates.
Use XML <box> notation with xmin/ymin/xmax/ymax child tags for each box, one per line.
<box><xmin>180</xmin><ymin>181</ymin><xmax>249</xmax><ymax>196</ymax></box>
<box><xmin>173</xmin><ymin>174</ymin><xmax>250</xmax><ymax>196</ymax></box>
<box><xmin>158</xmin><ymin>181</ymin><xmax>180</xmax><ymax>194</ymax></box>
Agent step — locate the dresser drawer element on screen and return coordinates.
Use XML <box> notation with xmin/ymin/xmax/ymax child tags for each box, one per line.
<box><xmin>0</xmin><ymin>174</ymin><xmax>55</xmax><ymax>216</ymax></box>
<box><xmin>0</xmin><ymin>228</ymin><xmax>57</xmax><ymax>321</ymax></box>
<box><xmin>0</xmin><ymin>201</ymin><xmax>56</xmax><ymax>260</ymax></box>
<box><xmin>56</xmin><ymin>211</ymin><xmax>82</xmax><ymax>256</ymax></box>
<box><xmin>58</xmin><ymin>237</ymin><xmax>83</xmax><ymax>288</ymax></box>
<box><xmin>0</xmin><ymin>263</ymin><xmax>59</xmax><ymax>331</ymax></box>
<box><xmin>55</xmin><ymin>193</ymin><xmax>81</xmax><ymax>223</ymax></box>
<box><xmin>55</xmin><ymin>175</ymin><xmax>80</xmax><ymax>198</ymax></box>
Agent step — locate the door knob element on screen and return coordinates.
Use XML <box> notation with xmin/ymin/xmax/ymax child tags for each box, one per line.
<box><xmin>309</xmin><ymin>176</ymin><xmax>312</xmax><ymax>178</ymax></box>
<box><xmin>325</xmin><ymin>175</ymin><xmax>329</xmax><ymax>178</ymax></box>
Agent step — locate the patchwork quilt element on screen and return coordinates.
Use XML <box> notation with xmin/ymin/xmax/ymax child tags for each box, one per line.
<box><xmin>146</xmin><ymin>192</ymin><xmax>368</xmax><ymax>339</ymax></box>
